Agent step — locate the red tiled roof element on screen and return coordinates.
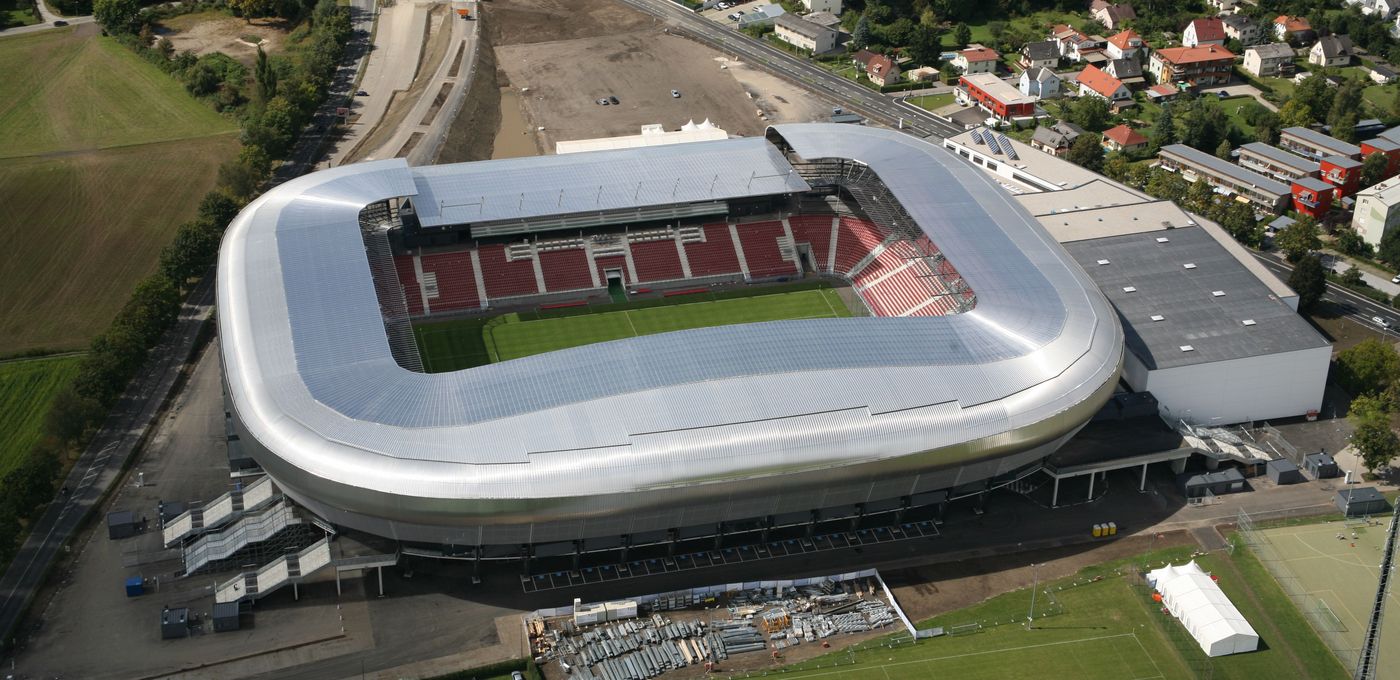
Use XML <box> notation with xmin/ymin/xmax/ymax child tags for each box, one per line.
<box><xmin>1186</xmin><ymin>18</ymin><xmax>1225</xmax><ymax>42</ymax></box>
<box><xmin>1148</xmin><ymin>84</ymin><xmax>1179</xmax><ymax>96</ymax></box>
<box><xmin>1108</xmin><ymin>29</ymin><xmax>1140</xmax><ymax>51</ymax></box>
<box><xmin>866</xmin><ymin>53</ymin><xmax>897</xmax><ymax>77</ymax></box>
<box><xmin>1103</xmin><ymin>124</ymin><xmax>1148</xmax><ymax>146</ymax></box>
<box><xmin>1154</xmin><ymin>44</ymin><xmax>1235</xmax><ymax>65</ymax></box>
<box><xmin>1274</xmin><ymin>15</ymin><xmax>1312</xmax><ymax>32</ymax></box>
<box><xmin>1077</xmin><ymin>64</ymin><xmax>1126</xmax><ymax>98</ymax></box>
<box><xmin>960</xmin><ymin>46</ymin><xmax>1001</xmax><ymax>62</ymax></box>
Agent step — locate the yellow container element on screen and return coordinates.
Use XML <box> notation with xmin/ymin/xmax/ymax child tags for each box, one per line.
<box><xmin>1092</xmin><ymin>524</ymin><xmax>1103</xmax><ymax>538</ymax></box>
<box><xmin>1108</xmin><ymin>522</ymin><xmax>1117</xmax><ymax>536</ymax></box>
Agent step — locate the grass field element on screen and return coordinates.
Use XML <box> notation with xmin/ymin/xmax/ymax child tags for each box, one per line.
<box><xmin>414</xmin><ymin>285</ymin><xmax>851</xmax><ymax>372</ymax></box>
<box><xmin>0</xmin><ymin>356</ymin><xmax>80</xmax><ymax>475</ymax></box>
<box><xmin>730</xmin><ymin>544</ymin><xmax>1348</xmax><ymax>680</ymax></box>
<box><xmin>1255</xmin><ymin>517</ymin><xmax>1400</xmax><ymax>679</ymax></box>
<box><xmin>0</xmin><ymin>0</ymin><xmax>39</xmax><ymax>29</ymax></box>
<box><xmin>906</xmin><ymin>93</ymin><xmax>955</xmax><ymax>112</ymax></box>
<box><xmin>0</xmin><ymin>27</ymin><xmax>238</xmax><ymax>353</ymax></box>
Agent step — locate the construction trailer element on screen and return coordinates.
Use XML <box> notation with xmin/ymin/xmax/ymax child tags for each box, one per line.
<box><xmin>1304</xmin><ymin>451</ymin><xmax>1340</xmax><ymax>479</ymax></box>
<box><xmin>1266</xmin><ymin>458</ymin><xmax>1303</xmax><ymax>485</ymax></box>
<box><xmin>1337</xmin><ymin>487</ymin><xmax>1390</xmax><ymax>517</ymax></box>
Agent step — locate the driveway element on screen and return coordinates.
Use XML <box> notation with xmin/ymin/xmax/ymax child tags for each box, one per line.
<box><xmin>1198</xmin><ymin>82</ymin><xmax>1278</xmax><ymax>112</ymax></box>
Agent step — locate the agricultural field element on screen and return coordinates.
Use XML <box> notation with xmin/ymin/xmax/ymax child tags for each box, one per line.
<box><xmin>730</xmin><ymin>544</ymin><xmax>1348</xmax><ymax>680</ymax></box>
<box><xmin>0</xmin><ymin>26</ymin><xmax>238</xmax><ymax>353</ymax></box>
<box><xmin>0</xmin><ymin>356</ymin><xmax>80</xmax><ymax>476</ymax></box>
<box><xmin>414</xmin><ymin>285</ymin><xmax>851</xmax><ymax>372</ymax></box>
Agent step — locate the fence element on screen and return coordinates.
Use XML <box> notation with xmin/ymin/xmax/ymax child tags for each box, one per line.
<box><xmin>1235</xmin><ymin>507</ymin><xmax>1360</xmax><ymax>669</ymax></box>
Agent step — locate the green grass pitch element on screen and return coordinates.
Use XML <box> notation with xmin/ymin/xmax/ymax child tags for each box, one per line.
<box><xmin>413</xmin><ymin>286</ymin><xmax>850</xmax><ymax>373</ymax></box>
<box><xmin>0</xmin><ymin>356</ymin><xmax>80</xmax><ymax>475</ymax></box>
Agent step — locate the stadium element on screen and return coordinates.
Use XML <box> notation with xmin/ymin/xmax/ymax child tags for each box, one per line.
<box><xmin>216</xmin><ymin>123</ymin><xmax>1125</xmax><ymax>559</ymax></box>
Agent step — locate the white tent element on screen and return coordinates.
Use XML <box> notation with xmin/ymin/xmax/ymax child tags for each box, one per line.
<box><xmin>1147</xmin><ymin>561</ymin><xmax>1259</xmax><ymax>657</ymax></box>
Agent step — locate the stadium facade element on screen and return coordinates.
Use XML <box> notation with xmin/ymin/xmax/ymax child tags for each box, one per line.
<box><xmin>217</xmin><ymin>124</ymin><xmax>1124</xmax><ymax>556</ymax></box>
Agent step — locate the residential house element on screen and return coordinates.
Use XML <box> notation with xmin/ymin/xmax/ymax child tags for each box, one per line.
<box><xmin>1346</xmin><ymin>0</ymin><xmax>1397</xmax><ymax>17</ymax></box>
<box><xmin>1222</xmin><ymin>14</ymin><xmax>1264</xmax><ymax>46</ymax></box>
<box><xmin>1093</xmin><ymin>2</ymin><xmax>1136</xmax><ymax>30</ymax></box>
<box><xmin>1145</xmin><ymin>83</ymin><xmax>1183</xmax><ymax>102</ymax></box>
<box><xmin>955</xmin><ymin>46</ymin><xmax>1001</xmax><ymax>74</ymax></box>
<box><xmin>1158</xmin><ymin>144</ymin><xmax>1292</xmax><ymax>212</ymax></box>
<box><xmin>1273</xmin><ymin>15</ymin><xmax>1315</xmax><ymax>44</ymax></box>
<box><xmin>1279</xmin><ymin>126</ymin><xmax>1362</xmax><ymax>160</ymax></box>
<box><xmin>1102</xmin><ymin>124</ymin><xmax>1149</xmax><ymax>152</ymax></box>
<box><xmin>800</xmin><ymin>0</ymin><xmax>840</xmax><ymax>13</ymax></box>
<box><xmin>1308</xmin><ymin>35</ymin><xmax>1353</xmax><ymax>67</ymax></box>
<box><xmin>852</xmin><ymin>50</ymin><xmax>901</xmax><ymax>86</ymax></box>
<box><xmin>959</xmin><ymin>72</ymin><xmax>1038</xmax><ymax>120</ymax></box>
<box><xmin>1077</xmin><ymin>63</ymin><xmax>1133</xmax><ymax>105</ymax></box>
<box><xmin>1149</xmin><ymin>45</ymin><xmax>1235</xmax><ymax>87</ymax></box>
<box><xmin>803</xmin><ymin>11</ymin><xmax>842</xmax><ymax>30</ymax></box>
<box><xmin>1243</xmin><ymin>43</ymin><xmax>1296</xmax><ymax>77</ymax></box>
<box><xmin>1105</xmin><ymin>58</ymin><xmax>1146</xmax><ymax>88</ymax></box>
<box><xmin>1019</xmin><ymin>66</ymin><xmax>1062</xmax><ymax>98</ymax></box>
<box><xmin>773</xmin><ymin>14</ymin><xmax>838</xmax><ymax>54</ymax></box>
<box><xmin>1020</xmin><ymin>40</ymin><xmax>1061</xmax><ymax>71</ymax></box>
<box><xmin>1237</xmin><ymin>142</ymin><xmax>1320</xmax><ymax>181</ymax></box>
<box><xmin>905</xmin><ymin>66</ymin><xmax>939</xmax><ymax>82</ymax></box>
<box><xmin>1371</xmin><ymin>64</ymin><xmax>1398</xmax><ymax>84</ymax></box>
<box><xmin>737</xmin><ymin>4</ymin><xmax>785</xmax><ymax>28</ymax></box>
<box><xmin>1292</xmin><ymin>176</ymin><xmax>1336</xmax><ymax>218</ymax></box>
<box><xmin>1320</xmin><ymin>155</ymin><xmax>1362</xmax><ymax>196</ymax></box>
<box><xmin>1353</xmin><ymin>176</ymin><xmax>1400</xmax><ymax>245</ymax></box>
<box><xmin>1208</xmin><ymin>0</ymin><xmax>1240</xmax><ymax>14</ymax></box>
<box><xmin>1361</xmin><ymin>137</ymin><xmax>1400</xmax><ymax>179</ymax></box>
<box><xmin>1106</xmin><ymin>29</ymin><xmax>1143</xmax><ymax>60</ymax></box>
<box><xmin>1183</xmin><ymin>18</ymin><xmax>1227</xmax><ymax>47</ymax></box>
<box><xmin>1030</xmin><ymin>121</ymin><xmax>1085</xmax><ymax>156</ymax></box>
<box><xmin>1051</xmin><ymin>25</ymin><xmax>1106</xmax><ymax>62</ymax></box>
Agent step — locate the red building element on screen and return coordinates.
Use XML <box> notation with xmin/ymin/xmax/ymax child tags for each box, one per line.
<box><xmin>959</xmin><ymin>73</ymin><xmax>1037</xmax><ymax>120</ymax></box>
<box><xmin>1291</xmin><ymin>176</ymin><xmax>1334</xmax><ymax>218</ymax></box>
<box><xmin>1360</xmin><ymin>137</ymin><xmax>1400</xmax><ymax>180</ymax></box>
<box><xmin>1320</xmin><ymin>155</ymin><xmax>1362</xmax><ymax>196</ymax></box>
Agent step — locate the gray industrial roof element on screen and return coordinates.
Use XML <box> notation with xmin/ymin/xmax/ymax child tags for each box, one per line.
<box><xmin>1160</xmin><ymin>145</ymin><xmax>1290</xmax><ymax>196</ymax></box>
<box><xmin>409</xmin><ymin>137</ymin><xmax>810</xmax><ymax>227</ymax></box>
<box><xmin>1239</xmin><ymin>142</ymin><xmax>1320</xmax><ymax>174</ymax></box>
<box><xmin>1281</xmin><ymin>126</ymin><xmax>1361</xmax><ymax>157</ymax></box>
<box><xmin>1063</xmin><ymin>226</ymin><xmax>1329</xmax><ymax>370</ymax></box>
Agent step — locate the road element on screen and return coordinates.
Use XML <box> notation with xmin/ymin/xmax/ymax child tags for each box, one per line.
<box><xmin>1252</xmin><ymin>251</ymin><xmax>1400</xmax><ymax>333</ymax></box>
<box><xmin>613</xmin><ymin>0</ymin><xmax>963</xmax><ymax>138</ymax></box>
<box><xmin>0</xmin><ymin>0</ymin><xmax>93</xmax><ymax>36</ymax></box>
<box><xmin>0</xmin><ymin>281</ymin><xmax>214</xmax><ymax>651</ymax></box>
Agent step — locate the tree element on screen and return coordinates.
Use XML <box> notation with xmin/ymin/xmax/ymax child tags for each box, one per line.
<box><xmin>1327</xmin><ymin>80</ymin><xmax>1365</xmax><ymax>137</ymax></box>
<box><xmin>254</xmin><ymin>46</ymin><xmax>278</xmax><ymax>102</ymax></box>
<box><xmin>1336</xmin><ymin>228</ymin><xmax>1373</xmax><ymax>257</ymax></box>
<box><xmin>1185</xmin><ymin>179</ymin><xmax>1216</xmax><ymax>213</ymax></box>
<box><xmin>851</xmin><ymin>16</ymin><xmax>871</xmax><ymax>50</ymax></box>
<box><xmin>953</xmin><ymin>22</ymin><xmax>971</xmax><ymax>47</ymax></box>
<box><xmin>1215</xmin><ymin>138</ymin><xmax>1233</xmax><ymax>161</ymax></box>
<box><xmin>1067</xmin><ymin>96</ymin><xmax>1111</xmax><ymax>132</ymax></box>
<box><xmin>1218</xmin><ymin>201</ymin><xmax>1263</xmax><ymax>247</ymax></box>
<box><xmin>1294</xmin><ymin>74</ymin><xmax>1335</xmax><ymax>125</ymax></box>
<box><xmin>906</xmin><ymin>25</ymin><xmax>942</xmax><ymax>67</ymax></box>
<box><xmin>1361</xmin><ymin>152</ymin><xmax>1390</xmax><ymax>189</ymax></box>
<box><xmin>1152</xmin><ymin>103</ymin><xmax>1176</xmax><ymax>147</ymax></box>
<box><xmin>1278</xmin><ymin>99</ymin><xmax>1315</xmax><ymax>128</ymax></box>
<box><xmin>1102</xmin><ymin>151</ymin><xmax>1131</xmax><ymax>182</ymax></box>
<box><xmin>231</xmin><ymin>0</ymin><xmax>273</xmax><ymax>22</ymax></box>
<box><xmin>1337</xmin><ymin>338</ymin><xmax>1400</xmax><ymax>397</ymax></box>
<box><xmin>1275</xmin><ymin>215</ymin><xmax>1321</xmax><ymax>262</ymax></box>
<box><xmin>1288</xmin><ymin>253</ymin><xmax>1327</xmax><ymax>312</ymax></box>
<box><xmin>1146</xmin><ymin>168</ymin><xmax>1189</xmax><ymax>202</ymax></box>
<box><xmin>93</xmin><ymin>0</ymin><xmax>138</xmax><ymax>33</ymax></box>
<box><xmin>1253</xmin><ymin>110</ymin><xmax>1281</xmax><ymax>145</ymax></box>
<box><xmin>1067</xmin><ymin>134</ymin><xmax>1104</xmax><ymax>172</ymax></box>
<box><xmin>1382</xmin><ymin>226</ymin><xmax>1400</xmax><ymax>266</ymax></box>
<box><xmin>1352</xmin><ymin>417</ymin><xmax>1400</xmax><ymax>474</ymax></box>
<box><xmin>1341</xmin><ymin>265</ymin><xmax>1365</xmax><ymax>287</ymax></box>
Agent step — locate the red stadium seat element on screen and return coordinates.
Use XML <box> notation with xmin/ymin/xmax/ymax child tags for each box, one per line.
<box><xmin>735</xmin><ymin>221</ymin><xmax>796</xmax><ymax>279</ymax></box>
<box><xmin>684</xmin><ymin>224</ymin><xmax>743</xmax><ymax>278</ymax></box>
<box><xmin>419</xmin><ymin>251</ymin><xmax>482</xmax><ymax>312</ymax></box>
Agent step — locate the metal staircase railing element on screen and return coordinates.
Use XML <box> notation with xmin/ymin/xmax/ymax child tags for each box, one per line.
<box><xmin>215</xmin><ymin>537</ymin><xmax>334</xmax><ymax>604</ymax></box>
<box><xmin>163</xmin><ymin>476</ymin><xmax>277</xmax><ymax>547</ymax></box>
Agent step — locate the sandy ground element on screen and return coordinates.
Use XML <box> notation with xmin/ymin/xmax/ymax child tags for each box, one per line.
<box><xmin>157</xmin><ymin>12</ymin><xmax>292</xmax><ymax>63</ymax></box>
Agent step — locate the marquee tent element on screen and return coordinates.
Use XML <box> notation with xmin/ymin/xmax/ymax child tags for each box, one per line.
<box><xmin>1146</xmin><ymin>561</ymin><xmax>1259</xmax><ymax>657</ymax></box>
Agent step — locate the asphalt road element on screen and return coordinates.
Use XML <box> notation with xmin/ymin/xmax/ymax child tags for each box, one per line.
<box><xmin>1252</xmin><ymin>251</ymin><xmax>1400</xmax><ymax>334</ymax></box>
<box><xmin>613</xmin><ymin>0</ymin><xmax>963</xmax><ymax>138</ymax></box>
<box><xmin>0</xmin><ymin>0</ymin><xmax>93</xmax><ymax>36</ymax></box>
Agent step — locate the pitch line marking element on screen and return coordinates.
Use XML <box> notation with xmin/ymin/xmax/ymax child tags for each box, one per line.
<box><xmin>774</xmin><ymin>633</ymin><xmax>1140</xmax><ymax>679</ymax></box>
<box><xmin>1132</xmin><ymin>631</ymin><xmax>1166</xmax><ymax>680</ymax></box>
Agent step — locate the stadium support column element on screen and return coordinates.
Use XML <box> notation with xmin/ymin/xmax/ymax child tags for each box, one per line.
<box><xmin>714</xmin><ymin>522</ymin><xmax>726</xmax><ymax>551</ymax></box>
<box><xmin>807</xmin><ymin>510</ymin><xmax>821</xmax><ymax>539</ymax></box>
<box><xmin>572</xmin><ymin>540</ymin><xmax>584</xmax><ymax>571</ymax></box>
<box><xmin>896</xmin><ymin>497</ymin><xmax>910</xmax><ymax>524</ymax></box>
<box><xmin>620</xmin><ymin>534</ymin><xmax>631</xmax><ymax>564</ymax></box>
<box><xmin>473</xmin><ymin>549</ymin><xmax>482</xmax><ymax>584</ymax></box>
<box><xmin>521</xmin><ymin>543</ymin><xmax>534</xmax><ymax>574</ymax></box>
<box><xmin>667</xmin><ymin>529</ymin><xmax>679</xmax><ymax>557</ymax></box>
<box><xmin>761</xmin><ymin>516</ymin><xmax>773</xmax><ymax>544</ymax></box>
<box><xmin>850</xmin><ymin>503</ymin><xmax>865</xmax><ymax>533</ymax></box>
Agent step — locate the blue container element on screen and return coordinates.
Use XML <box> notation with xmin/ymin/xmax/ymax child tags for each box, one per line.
<box><xmin>125</xmin><ymin>576</ymin><xmax>144</xmax><ymax>597</ymax></box>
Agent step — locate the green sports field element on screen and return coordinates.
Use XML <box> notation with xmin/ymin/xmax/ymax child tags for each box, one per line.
<box><xmin>0</xmin><ymin>356</ymin><xmax>81</xmax><ymax>475</ymax></box>
<box><xmin>0</xmin><ymin>27</ymin><xmax>237</xmax><ymax>354</ymax></box>
<box><xmin>731</xmin><ymin>544</ymin><xmax>1347</xmax><ymax>680</ymax></box>
<box><xmin>413</xmin><ymin>285</ymin><xmax>851</xmax><ymax>372</ymax></box>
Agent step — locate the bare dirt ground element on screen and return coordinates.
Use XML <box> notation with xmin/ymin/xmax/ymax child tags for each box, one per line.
<box><xmin>157</xmin><ymin>11</ymin><xmax>292</xmax><ymax>63</ymax></box>
<box><xmin>439</xmin><ymin>0</ymin><xmax>833</xmax><ymax>161</ymax></box>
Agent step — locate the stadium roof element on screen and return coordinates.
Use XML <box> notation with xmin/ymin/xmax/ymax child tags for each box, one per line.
<box><xmin>1062</xmin><ymin>226</ymin><xmax>1328</xmax><ymax>370</ymax></box>
<box><xmin>409</xmin><ymin>137</ymin><xmax>810</xmax><ymax>227</ymax></box>
<box><xmin>217</xmin><ymin>124</ymin><xmax>1122</xmax><ymax>531</ymax></box>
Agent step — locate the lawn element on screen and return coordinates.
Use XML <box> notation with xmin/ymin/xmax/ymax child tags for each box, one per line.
<box><xmin>414</xmin><ymin>285</ymin><xmax>851</xmax><ymax>371</ymax></box>
<box><xmin>941</xmin><ymin>11</ymin><xmax>1092</xmax><ymax>49</ymax></box>
<box><xmin>1219</xmin><ymin>96</ymin><xmax>1258</xmax><ymax>137</ymax></box>
<box><xmin>0</xmin><ymin>356</ymin><xmax>80</xmax><ymax>475</ymax></box>
<box><xmin>0</xmin><ymin>0</ymin><xmax>39</xmax><ymax>29</ymax></box>
<box><xmin>906</xmin><ymin>92</ymin><xmax>955</xmax><ymax>112</ymax></box>
<box><xmin>0</xmin><ymin>27</ymin><xmax>239</xmax><ymax>353</ymax></box>
<box><xmin>730</xmin><ymin>544</ymin><xmax>1349</xmax><ymax>680</ymax></box>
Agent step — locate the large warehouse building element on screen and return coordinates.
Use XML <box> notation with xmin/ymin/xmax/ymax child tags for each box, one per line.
<box><xmin>214</xmin><ymin>124</ymin><xmax>1126</xmax><ymax>558</ymax></box>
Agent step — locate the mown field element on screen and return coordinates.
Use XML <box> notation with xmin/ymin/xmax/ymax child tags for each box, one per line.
<box><xmin>414</xmin><ymin>284</ymin><xmax>850</xmax><ymax>372</ymax></box>
<box><xmin>0</xmin><ymin>26</ymin><xmax>238</xmax><ymax>353</ymax></box>
<box><xmin>0</xmin><ymin>356</ymin><xmax>81</xmax><ymax>475</ymax></box>
<box><xmin>735</xmin><ymin>544</ymin><xmax>1347</xmax><ymax>680</ymax></box>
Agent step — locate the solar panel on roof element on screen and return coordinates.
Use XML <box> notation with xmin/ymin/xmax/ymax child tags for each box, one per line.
<box><xmin>999</xmin><ymin>135</ymin><xmax>1018</xmax><ymax>160</ymax></box>
<box><xmin>984</xmin><ymin>132</ymin><xmax>1002</xmax><ymax>156</ymax></box>
<box><xmin>971</xmin><ymin>129</ymin><xmax>985</xmax><ymax>144</ymax></box>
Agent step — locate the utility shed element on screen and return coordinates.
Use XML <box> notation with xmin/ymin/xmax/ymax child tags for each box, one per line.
<box><xmin>1336</xmin><ymin>487</ymin><xmax>1389</xmax><ymax>516</ymax></box>
<box><xmin>1304</xmin><ymin>451</ymin><xmax>1339</xmax><ymax>479</ymax></box>
<box><xmin>1147</xmin><ymin>561</ymin><xmax>1259</xmax><ymax>656</ymax></box>
<box><xmin>1179</xmin><ymin>468</ymin><xmax>1246</xmax><ymax>498</ymax></box>
<box><xmin>1265</xmin><ymin>458</ymin><xmax>1303</xmax><ymax>485</ymax></box>
<box><xmin>160</xmin><ymin>607</ymin><xmax>189</xmax><ymax>639</ymax></box>
<box><xmin>107</xmin><ymin>511</ymin><xmax>137</xmax><ymax>540</ymax></box>
<box><xmin>212</xmin><ymin>602</ymin><xmax>241</xmax><ymax>632</ymax></box>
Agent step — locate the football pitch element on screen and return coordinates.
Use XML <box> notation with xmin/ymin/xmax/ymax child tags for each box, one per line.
<box><xmin>414</xmin><ymin>285</ymin><xmax>851</xmax><ymax>372</ymax></box>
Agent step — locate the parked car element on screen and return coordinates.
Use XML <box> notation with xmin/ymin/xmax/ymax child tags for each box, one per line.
<box><xmin>609</xmin><ymin>95</ymin><xmax>619</xmax><ymax>105</ymax></box>
<box><xmin>726</xmin><ymin>12</ymin><xmax>739</xmax><ymax>19</ymax></box>
<box><xmin>597</xmin><ymin>98</ymin><xmax>610</xmax><ymax>105</ymax></box>
<box><xmin>1391</xmin><ymin>274</ymin><xmax>1400</xmax><ymax>284</ymax></box>
<box><xmin>671</xmin><ymin>89</ymin><xmax>681</xmax><ymax>98</ymax></box>
<box><xmin>355</xmin><ymin>90</ymin><xmax>369</xmax><ymax>96</ymax></box>
<box><xmin>1372</xmin><ymin>315</ymin><xmax>1393</xmax><ymax>329</ymax></box>
<box><xmin>52</xmin><ymin>19</ymin><xmax>67</xmax><ymax>26</ymax></box>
